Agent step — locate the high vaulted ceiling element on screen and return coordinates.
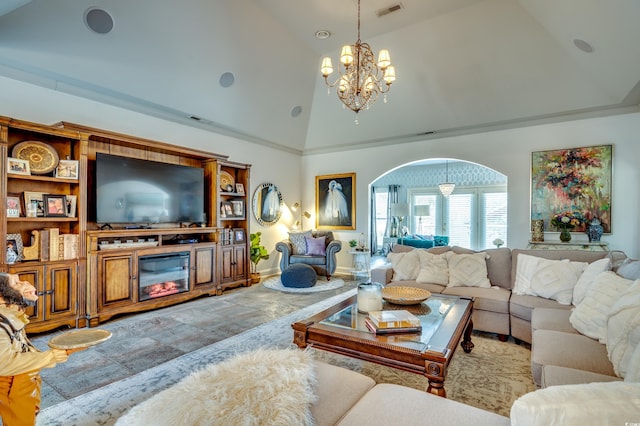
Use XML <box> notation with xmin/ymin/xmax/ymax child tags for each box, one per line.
<box><xmin>1</xmin><ymin>0</ymin><xmax>639</xmax><ymax>155</ymax></box>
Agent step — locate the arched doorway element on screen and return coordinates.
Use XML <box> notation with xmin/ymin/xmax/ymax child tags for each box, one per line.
<box><xmin>370</xmin><ymin>159</ymin><xmax>507</xmax><ymax>253</ymax></box>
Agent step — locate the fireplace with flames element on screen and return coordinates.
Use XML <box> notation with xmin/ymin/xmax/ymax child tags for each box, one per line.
<box><xmin>138</xmin><ymin>252</ymin><xmax>190</xmax><ymax>301</ymax></box>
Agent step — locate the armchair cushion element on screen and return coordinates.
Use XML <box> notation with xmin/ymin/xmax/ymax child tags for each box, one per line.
<box><xmin>289</xmin><ymin>230</ymin><xmax>312</xmax><ymax>255</ymax></box>
<box><xmin>305</xmin><ymin>236</ymin><xmax>326</xmax><ymax>256</ymax></box>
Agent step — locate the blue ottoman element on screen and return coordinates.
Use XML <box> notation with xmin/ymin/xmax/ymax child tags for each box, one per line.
<box><xmin>281</xmin><ymin>264</ymin><xmax>317</xmax><ymax>288</ymax></box>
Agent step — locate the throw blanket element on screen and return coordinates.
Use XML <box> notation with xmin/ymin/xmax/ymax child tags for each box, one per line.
<box><xmin>116</xmin><ymin>348</ymin><xmax>318</xmax><ymax>426</ymax></box>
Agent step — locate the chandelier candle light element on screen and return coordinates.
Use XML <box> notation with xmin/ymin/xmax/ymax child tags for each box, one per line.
<box><xmin>320</xmin><ymin>0</ymin><xmax>396</xmax><ymax>120</ymax></box>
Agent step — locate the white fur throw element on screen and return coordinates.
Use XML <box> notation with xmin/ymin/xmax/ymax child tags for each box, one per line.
<box><xmin>116</xmin><ymin>348</ymin><xmax>318</xmax><ymax>426</ymax></box>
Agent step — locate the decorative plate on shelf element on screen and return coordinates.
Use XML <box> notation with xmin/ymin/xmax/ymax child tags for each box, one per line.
<box><xmin>382</xmin><ymin>287</ymin><xmax>431</xmax><ymax>305</ymax></box>
<box><xmin>12</xmin><ymin>141</ymin><xmax>60</xmax><ymax>175</ymax></box>
<box><xmin>219</xmin><ymin>171</ymin><xmax>235</xmax><ymax>191</ymax></box>
<box><xmin>48</xmin><ymin>329</ymin><xmax>112</xmax><ymax>350</ymax></box>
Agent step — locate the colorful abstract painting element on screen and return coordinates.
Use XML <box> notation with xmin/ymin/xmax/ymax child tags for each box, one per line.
<box><xmin>531</xmin><ymin>145</ymin><xmax>612</xmax><ymax>233</ymax></box>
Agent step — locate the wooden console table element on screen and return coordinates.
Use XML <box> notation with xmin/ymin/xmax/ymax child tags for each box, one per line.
<box><xmin>527</xmin><ymin>241</ymin><xmax>609</xmax><ymax>251</ymax></box>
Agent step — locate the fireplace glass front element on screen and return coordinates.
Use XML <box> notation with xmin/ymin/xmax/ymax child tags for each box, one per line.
<box><xmin>138</xmin><ymin>252</ymin><xmax>190</xmax><ymax>301</ymax></box>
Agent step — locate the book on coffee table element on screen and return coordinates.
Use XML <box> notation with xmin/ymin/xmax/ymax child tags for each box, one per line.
<box><xmin>364</xmin><ymin>317</ymin><xmax>422</xmax><ymax>335</ymax></box>
<box><xmin>367</xmin><ymin>310</ymin><xmax>421</xmax><ymax>329</ymax></box>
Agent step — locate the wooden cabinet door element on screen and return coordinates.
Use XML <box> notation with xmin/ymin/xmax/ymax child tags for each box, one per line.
<box><xmin>219</xmin><ymin>245</ymin><xmax>233</xmax><ymax>284</ymax></box>
<box><xmin>233</xmin><ymin>245</ymin><xmax>247</xmax><ymax>280</ymax></box>
<box><xmin>98</xmin><ymin>253</ymin><xmax>135</xmax><ymax>309</ymax></box>
<box><xmin>44</xmin><ymin>261</ymin><xmax>77</xmax><ymax>322</ymax></box>
<box><xmin>193</xmin><ymin>244</ymin><xmax>216</xmax><ymax>286</ymax></box>
<box><xmin>9</xmin><ymin>264</ymin><xmax>45</xmax><ymax>324</ymax></box>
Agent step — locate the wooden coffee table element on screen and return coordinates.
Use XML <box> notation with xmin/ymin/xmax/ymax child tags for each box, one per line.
<box><xmin>292</xmin><ymin>294</ymin><xmax>474</xmax><ymax>397</ymax></box>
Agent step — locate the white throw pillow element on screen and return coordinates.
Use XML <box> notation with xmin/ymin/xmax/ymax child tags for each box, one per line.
<box><xmin>510</xmin><ymin>382</ymin><xmax>640</xmax><ymax>426</ymax></box>
<box><xmin>445</xmin><ymin>251</ymin><xmax>490</xmax><ymax>288</ymax></box>
<box><xmin>570</xmin><ymin>271</ymin><xmax>634</xmax><ymax>343</ymax></box>
<box><xmin>387</xmin><ymin>250</ymin><xmax>420</xmax><ymax>281</ymax></box>
<box><xmin>606</xmin><ymin>280</ymin><xmax>640</xmax><ymax>379</ymax></box>
<box><xmin>573</xmin><ymin>258</ymin><xmax>611</xmax><ymax>306</ymax></box>
<box><xmin>415</xmin><ymin>250</ymin><xmax>448</xmax><ymax>285</ymax></box>
<box><xmin>512</xmin><ymin>254</ymin><xmax>541</xmax><ymax>295</ymax></box>
<box><xmin>528</xmin><ymin>258</ymin><xmax>587</xmax><ymax>305</ymax></box>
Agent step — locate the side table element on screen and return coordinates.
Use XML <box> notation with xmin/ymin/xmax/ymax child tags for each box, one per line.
<box><xmin>349</xmin><ymin>250</ymin><xmax>371</xmax><ymax>281</ymax></box>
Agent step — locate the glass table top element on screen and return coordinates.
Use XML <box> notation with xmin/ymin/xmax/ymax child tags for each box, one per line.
<box><xmin>319</xmin><ymin>294</ymin><xmax>463</xmax><ymax>353</ymax></box>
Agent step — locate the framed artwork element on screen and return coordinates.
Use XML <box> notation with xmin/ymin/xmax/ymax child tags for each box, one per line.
<box><xmin>23</xmin><ymin>191</ymin><xmax>45</xmax><ymax>217</ymax></box>
<box><xmin>55</xmin><ymin>159</ymin><xmax>79</xmax><ymax>179</ymax></box>
<box><xmin>6</xmin><ymin>193</ymin><xmax>23</xmax><ymax>218</ymax></box>
<box><xmin>6</xmin><ymin>233</ymin><xmax>24</xmax><ymax>263</ymax></box>
<box><xmin>235</xmin><ymin>183</ymin><xmax>245</xmax><ymax>195</ymax></box>
<box><xmin>231</xmin><ymin>200</ymin><xmax>244</xmax><ymax>217</ymax></box>
<box><xmin>220</xmin><ymin>201</ymin><xmax>233</xmax><ymax>218</ymax></box>
<box><xmin>531</xmin><ymin>145</ymin><xmax>612</xmax><ymax>233</ymax></box>
<box><xmin>43</xmin><ymin>194</ymin><xmax>68</xmax><ymax>217</ymax></box>
<box><xmin>7</xmin><ymin>157</ymin><xmax>30</xmax><ymax>175</ymax></box>
<box><xmin>316</xmin><ymin>172</ymin><xmax>356</xmax><ymax>230</ymax></box>
<box><xmin>252</xmin><ymin>182</ymin><xmax>283</xmax><ymax>227</ymax></box>
<box><xmin>233</xmin><ymin>228</ymin><xmax>245</xmax><ymax>244</ymax></box>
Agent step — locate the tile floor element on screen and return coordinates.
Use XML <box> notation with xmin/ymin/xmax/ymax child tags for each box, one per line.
<box><xmin>30</xmin><ymin>277</ymin><xmax>360</xmax><ymax>409</ymax></box>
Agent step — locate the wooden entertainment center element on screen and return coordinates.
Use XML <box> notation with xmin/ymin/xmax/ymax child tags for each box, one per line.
<box><xmin>1</xmin><ymin>116</ymin><xmax>251</xmax><ymax>332</ymax></box>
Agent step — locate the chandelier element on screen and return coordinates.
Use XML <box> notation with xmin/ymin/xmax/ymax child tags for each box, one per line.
<box><xmin>320</xmin><ymin>0</ymin><xmax>396</xmax><ymax>116</ymax></box>
<box><xmin>439</xmin><ymin>161</ymin><xmax>456</xmax><ymax>197</ymax></box>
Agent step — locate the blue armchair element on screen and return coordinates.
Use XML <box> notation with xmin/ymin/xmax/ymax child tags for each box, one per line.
<box><xmin>275</xmin><ymin>231</ymin><xmax>342</xmax><ymax>279</ymax></box>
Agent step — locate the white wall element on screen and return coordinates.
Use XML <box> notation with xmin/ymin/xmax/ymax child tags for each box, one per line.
<box><xmin>2</xmin><ymin>76</ymin><xmax>639</xmax><ymax>278</ymax></box>
<box><xmin>303</xmin><ymin>113</ymin><xmax>640</xmax><ymax>265</ymax></box>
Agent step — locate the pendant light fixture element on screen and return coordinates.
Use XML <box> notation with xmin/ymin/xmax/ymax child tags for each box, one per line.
<box><xmin>439</xmin><ymin>161</ymin><xmax>455</xmax><ymax>197</ymax></box>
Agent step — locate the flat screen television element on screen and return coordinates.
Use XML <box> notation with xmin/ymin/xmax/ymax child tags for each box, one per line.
<box><xmin>95</xmin><ymin>153</ymin><xmax>205</xmax><ymax>225</ymax></box>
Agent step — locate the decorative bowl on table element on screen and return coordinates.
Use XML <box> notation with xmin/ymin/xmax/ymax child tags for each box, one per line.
<box><xmin>382</xmin><ymin>286</ymin><xmax>431</xmax><ymax>305</ymax></box>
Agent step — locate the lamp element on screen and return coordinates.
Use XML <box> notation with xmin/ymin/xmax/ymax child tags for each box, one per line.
<box><xmin>413</xmin><ymin>205</ymin><xmax>430</xmax><ymax>234</ymax></box>
<box><xmin>320</xmin><ymin>0</ymin><xmax>396</xmax><ymax>119</ymax></box>
<box><xmin>391</xmin><ymin>203</ymin><xmax>409</xmax><ymax>236</ymax></box>
<box><xmin>291</xmin><ymin>202</ymin><xmax>311</xmax><ymax>230</ymax></box>
<box><xmin>439</xmin><ymin>161</ymin><xmax>456</xmax><ymax>197</ymax></box>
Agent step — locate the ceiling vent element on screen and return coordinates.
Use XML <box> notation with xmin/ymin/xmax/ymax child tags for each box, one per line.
<box><xmin>376</xmin><ymin>3</ymin><xmax>403</xmax><ymax>18</ymax></box>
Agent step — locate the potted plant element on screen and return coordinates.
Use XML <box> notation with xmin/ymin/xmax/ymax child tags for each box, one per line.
<box><xmin>250</xmin><ymin>232</ymin><xmax>269</xmax><ymax>284</ymax></box>
<box><xmin>349</xmin><ymin>239</ymin><xmax>358</xmax><ymax>249</ymax></box>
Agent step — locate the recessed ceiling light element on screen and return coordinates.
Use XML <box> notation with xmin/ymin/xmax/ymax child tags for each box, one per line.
<box><xmin>315</xmin><ymin>30</ymin><xmax>331</xmax><ymax>40</ymax></box>
<box><xmin>84</xmin><ymin>8</ymin><xmax>114</xmax><ymax>34</ymax></box>
<box><xmin>573</xmin><ymin>38</ymin><xmax>594</xmax><ymax>53</ymax></box>
<box><xmin>219</xmin><ymin>72</ymin><xmax>235</xmax><ymax>88</ymax></box>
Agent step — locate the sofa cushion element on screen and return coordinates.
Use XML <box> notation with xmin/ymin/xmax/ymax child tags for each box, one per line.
<box><xmin>445</xmin><ymin>251</ymin><xmax>491</xmax><ymax>288</ymax></box>
<box><xmin>530</xmin><ymin>308</ymin><xmax>578</xmax><ymax>334</ymax></box>
<box><xmin>606</xmin><ymin>279</ymin><xmax>640</xmax><ymax>379</ymax></box>
<box><xmin>289</xmin><ymin>230</ymin><xmax>313</xmax><ymax>255</ymax></box>
<box><xmin>541</xmin><ymin>365</ymin><xmax>622</xmax><ymax>388</ymax></box>
<box><xmin>451</xmin><ymin>246</ymin><xmax>512</xmax><ymax>289</ymax></box>
<box><xmin>572</xmin><ymin>257</ymin><xmax>611</xmax><ymax>306</ymax></box>
<box><xmin>387</xmin><ymin>250</ymin><xmax>420</xmax><ymax>281</ymax></box>
<box><xmin>305</xmin><ymin>236</ymin><xmax>326</xmax><ymax>256</ymax></box>
<box><xmin>442</xmin><ymin>286</ymin><xmax>510</xmax><ymax>314</ymax></box>
<box><xmin>531</xmin><ymin>330</ymin><xmax>616</xmax><ymax>387</ymax></box>
<box><xmin>337</xmin><ymin>383</ymin><xmax>510</xmax><ymax>426</ymax></box>
<box><xmin>510</xmin><ymin>381</ymin><xmax>640</xmax><ymax>426</ymax></box>
<box><xmin>311</xmin><ymin>361</ymin><xmax>375</xmax><ymax>426</ymax></box>
<box><xmin>510</xmin><ymin>294</ymin><xmax>572</xmax><ymax>323</ymax></box>
<box><xmin>415</xmin><ymin>250</ymin><xmax>448</xmax><ymax>285</ymax></box>
<box><xmin>569</xmin><ymin>271</ymin><xmax>633</xmax><ymax>343</ymax></box>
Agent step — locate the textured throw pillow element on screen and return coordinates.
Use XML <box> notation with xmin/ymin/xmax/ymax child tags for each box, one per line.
<box><xmin>510</xmin><ymin>381</ymin><xmax>640</xmax><ymax>426</ymax></box>
<box><xmin>606</xmin><ymin>280</ymin><xmax>640</xmax><ymax>379</ymax></box>
<box><xmin>528</xmin><ymin>258</ymin><xmax>587</xmax><ymax>305</ymax></box>
<box><xmin>573</xmin><ymin>258</ymin><xmax>611</xmax><ymax>306</ymax></box>
<box><xmin>288</xmin><ymin>230</ymin><xmax>312</xmax><ymax>255</ymax></box>
<box><xmin>615</xmin><ymin>258</ymin><xmax>640</xmax><ymax>280</ymax></box>
<box><xmin>304</xmin><ymin>236</ymin><xmax>326</xmax><ymax>256</ymax></box>
<box><xmin>415</xmin><ymin>250</ymin><xmax>448</xmax><ymax>285</ymax></box>
<box><xmin>387</xmin><ymin>250</ymin><xmax>420</xmax><ymax>281</ymax></box>
<box><xmin>445</xmin><ymin>251</ymin><xmax>490</xmax><ymax>288</ymax></box>
<box><xmin>513</xmin><ymin>254</ymin><xmax>541</xmax><ymax>295</ymax></box>
<box><xmin>570</xmin><ymin>271</ymin><xmax>634</xmax><ymax>343</ymax></box>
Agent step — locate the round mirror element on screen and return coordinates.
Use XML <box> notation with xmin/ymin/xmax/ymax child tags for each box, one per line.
<box><xmin>252</xmin><ymin>183</ymin><xmax>283</xmax><ymax>226</ymax></box>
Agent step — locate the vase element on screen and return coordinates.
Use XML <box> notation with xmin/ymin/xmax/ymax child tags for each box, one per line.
<box><xmin>587</xmin><ymin>218</ymin><xmax>604</xmax><ymax>242</ymax></box>
<box><xmin>531</xmin><ymin>219</ymin><xmax>544</xmax><ymax>242</ymax></box>
<box><xmin>559</xmin><ymin>227</ymin><xmax>572</xmax><ymax>242</ymax></box>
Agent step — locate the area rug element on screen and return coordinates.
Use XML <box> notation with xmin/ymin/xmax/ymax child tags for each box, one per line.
<box><xmin>37</xmin><ymin>288</ymin><xmax>534</xmax><ymax>425</ymax></box>
<box><xmin>262</xmin><ymin>276</ymin><xmax>345</xmax><ymax>293</ymax></box>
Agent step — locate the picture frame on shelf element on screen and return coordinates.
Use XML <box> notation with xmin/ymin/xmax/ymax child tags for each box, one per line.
<box><xmin>23</xmin><ymin>191</ymin><xmax>45</xmax><ymax>217</ymax></box>
<box><xmin>7</xmin><ymin>157</ymin><xmax>30</xmax><ymax>175</ymax></box>
<box><xmin>43</xmin><ymin>194</ymin><xmax>68</xmax><ymax>217</ymax></box>
<box><xmin>6</xmin><ymin>193</ymin><xmax>23</xmax><ymax>218</ymax></box>
<box><xmin>235</xmin><ymin>183</ymin><xmax>245</xmax><ymax>195</ymax></box>
<box><xmin>231</xmin><ymin>200</ymin><xmax>244</xmax><ymax>217</ymax></box>
<box><xmin>6</xmin><ymin>233</ymin><xmax>24</xmax><ymax>264</ymax></box>
<box><xmin>55</xmin><ymin>159</ymin><xmax>79</xmax><ymax>179</ymax></box>
<box><xmin>66</xmin><ymin>195</ymin><xmax>77</xmax><ymax>217</ymax></box>
<box><xmin>233</xmin><ymin>228</ymin><xmax>245</xmax><ymax>244</ymax></box>
<box><xmin>315</xmin><ymin>172</ymin><xmax>356</xmax><ymax>230</ymax></box>
<box><xmin>220</xmin><ymin>201</ymin><xmax>233</xmax><ymax>218</ymax></box>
